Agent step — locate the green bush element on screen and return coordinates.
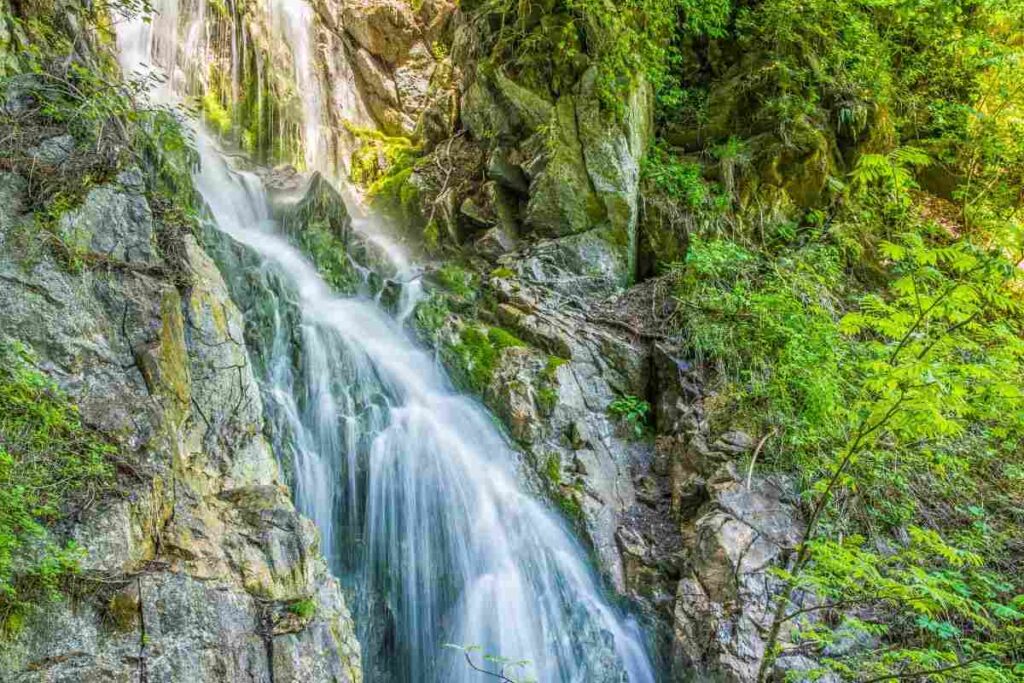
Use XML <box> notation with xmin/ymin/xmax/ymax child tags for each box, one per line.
<box><xmin>479</xmin><ymin>0</ymin><xmax>730</xmax><ymax>112</ymax></box>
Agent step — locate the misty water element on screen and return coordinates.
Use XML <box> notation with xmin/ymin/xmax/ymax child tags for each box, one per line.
<box><xmin>116</xmin><ymin>2</ymin><xmax>658</xmax><ymax>681</ymax></box>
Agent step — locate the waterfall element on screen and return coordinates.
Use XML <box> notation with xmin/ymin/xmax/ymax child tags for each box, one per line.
<box><xmin>117</xmin><ymin>2</ymin><xmax>658</xmax><ymax>681</ymax></box>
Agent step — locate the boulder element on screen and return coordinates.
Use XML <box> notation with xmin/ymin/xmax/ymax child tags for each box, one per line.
<box><xmin>59</xmin><ymin>167</ymin><xmax>159</xmax><ymax>265</ymax></box>
<box><xmin>523</xmin><ymin>69</ymin><xmax>652</xmax><ymax>282</ymax></box>
<box><xmin>672</xmin><ymin>466</ymin><xmax>803</xmax><ymax>682</ymax></box>
<box><xmin>392</xmin><ymin>42</ymin><xmax>437</xmax><ymax>120</ymax></box>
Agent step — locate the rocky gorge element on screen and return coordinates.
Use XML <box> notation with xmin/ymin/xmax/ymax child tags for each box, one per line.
<box><xmin>2</xmin><ymin>0</ymin><xmax>1022</xmax><ymax>681</ymax></box>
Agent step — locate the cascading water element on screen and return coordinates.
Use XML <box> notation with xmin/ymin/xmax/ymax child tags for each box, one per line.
<box><xmin>117</xmin><ymin>2</ymin><xmax>658</xmax><ymax>681</ymax></box>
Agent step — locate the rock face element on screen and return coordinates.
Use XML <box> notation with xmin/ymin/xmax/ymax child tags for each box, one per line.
<box><xmin>0</xmin><ymin>152</ymin><xmax>361</xmax><ymax>682</ymax></box>
<box><xmin>410</xmin><ymin>257</ymin><xmax>805</xmax><ymax>679</ymax></box>
<box><xmin>323</xmin><ymin>0</ymin><xmax>455</xmax><ymax>138</ymax></box>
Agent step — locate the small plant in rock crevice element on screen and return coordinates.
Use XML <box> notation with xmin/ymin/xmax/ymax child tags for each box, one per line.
<box><xmin>608</xmin><ymin>395</ymin><xmax>651</xmax><ymax>438</ymax></box>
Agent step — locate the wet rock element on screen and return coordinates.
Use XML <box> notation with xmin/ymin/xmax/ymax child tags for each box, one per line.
<box><xmin>28</xmin><ymin>134</ymin><xmax>75</xmax><ymax>166</ymax></box>
<box><xmin>462</xmin><ymin>69</ymin><xmax>553</xmax><ymax>143</ymax></box>
<box><xmin>0</xmin><ymin>166</ymin><xmax>362</xmax><ymax>682</ymax></box>
<box><xmin>525</xmin><ymin>68</ymin><xmax>652</xmax><ymax>260</ymax></box>
<box><xmin>459</xmin><ymin>193</ymin><xmax>494</xmax><ymax>228</ymax></box>
<box><xmin>515</xmin><ymin>229</ymin><xmax>630</xmax><ymax>299</ymax></box>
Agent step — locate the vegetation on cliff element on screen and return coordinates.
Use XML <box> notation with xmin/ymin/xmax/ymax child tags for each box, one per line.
<box><xmin>3</xmin><ymin>0</ymin><xmax>1023</xmax><ymax>678</ymax></box>
<box><xmin>0</xmin><ymin>0</ymin><xmax>197</xmax><ymax>636</ymax></box>
<box><xmin>0</xmin><ymin>340</ymin><xmax>117</xmax><ymax>634</ymax></box>
<box><xmin>640</xmin><ymin>0</ymin><xmax>1024</xmax><ymax>679</ymax></box>
<box><xmin>419</xmin><ymin>0</ymin><xmax>1024</xmax><ymax>679</ymax></box>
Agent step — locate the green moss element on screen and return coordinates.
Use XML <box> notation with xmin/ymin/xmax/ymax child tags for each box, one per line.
<box><xmin>539</xmin><ymin>452</ymin><xmax>583</xmax><ymax>524</ymax></box>
<box><xmin>414</xmin><ymin>294</ymin><xmax>451</xmax><ymax>337</ymax></box>
<box><xmin>286</xmin><ymin>597</ymin><xmax>316</xmax><ymax>620</ymax></box>
<box><xmin>31</xmin><ymin>188</ymin><xmax>92</xmax><ymax>273</ymax></box>
<box><xmin>346</xmin><ymin>121</ymin><xmax>418</xmax><ymax>188</ymax></box>
<box><xmin>486</xmin><ymin>326</ymin><xmax>525</xmax><ymax>350</ymax></box>
<box><xmin>537</xmin><ymin>386</ymin><xmax>558</xmax><ymax>414</ymax></box>
<box><xmin>201</xmin><ymin>91</ymin><xmax>232</xmax><ymax>136</ymax></box>
<box><xmin>437</xmin><ymin>264</ymin><xmax>475</xmax><ymax>299</ymax></box>
<box><xmin>535</xmin><ymin>356</ymin><xmax>567</xmax><ymax>415</ymax></box>
<box><xmin>449</xmin><ymin>325</ymin><xmax>526</xmax><ymax>394</ymax></box>
<box><xmin>207</xmin><ymin>0</ymin><xmax>228</xmax><ymax>16</ymax></box>
<box><xmin>0</xmin><ymin>340</ymin><xmax>116</xmax><ymax>631</ymax></box>
<box><xmin>490</xmin><ymin>267</ymin><xmax>516</xmax><ymax>279</ymax></box>
<box><xmin>293</xmin><ymin>220</ymin><xmax>358</xmax><ymax>294</ymax></box>
<box><xmin>423</xmin><ymin>220</ymin><xmax>441</xmax><ymax>251</ymax></box>
<box><xmin>543</xmin><ymin>452</ymin><xmax>562</xmax><ymax>487</ymax></box>
<box><xmin>369</xmin><ymin>167</ymin><xmax>418</xmax><ymax>218</ymax></box>
<box><xmin>106</xmin><ymin>591</ymin><xmax>139</xmax><ymax>632</ymax></box>
<box><xmin>542</xmin><ymin>356</ymin><xmax>568</xmax><ymax>382</ymax></box>
<box><xmin>452</xmin><ymin>326</ymin><xmax>497</xmax><ymax>393</ymax></box>
<box><xmin>555</xmin><ymin>488</ymin><xmax>584</xmax><ymax>524</ymax></box>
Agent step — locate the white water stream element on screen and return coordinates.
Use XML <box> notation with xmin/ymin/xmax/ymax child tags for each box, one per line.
<box><xmin>117</xmin><ymin>2</ymin><xmax>657</xmax><ymax>680</ymax></box>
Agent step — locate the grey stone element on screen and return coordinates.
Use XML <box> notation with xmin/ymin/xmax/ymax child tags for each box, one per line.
<box><xmin>487</xmin><ymin>148</ymin><xmax>530</xmax><ymax>195</ymax></box>
<box><xmin>0</xmin><ymin>167</ymin><xmax>362</xmax><ymax>683</ymax></box>
<box><xmin>58</xmin><ymin>168</ymin><xmax>159</xmax><ymax>264</ymax></box>
<box><xmin>29</xmin><ymin>134</ymin><xmax>76</xmax><ymax>166</ymax></box>
<box><xmin>342</xmin><ymin>0</ymin><xmax>419</xmax><ymax>65</ymax></box>
<box><xmin>474</xmin><ymin>225</ymin><xmax>517</xmax><ymax>259</ymax></box>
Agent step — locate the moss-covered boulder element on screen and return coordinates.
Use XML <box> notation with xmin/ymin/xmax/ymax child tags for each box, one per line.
<box><xmin>525</xmin><ymin>69</ymin><xmax>652</xmax><ymax>281</ymax></box>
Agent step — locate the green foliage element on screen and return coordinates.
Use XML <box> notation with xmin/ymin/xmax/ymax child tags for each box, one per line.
<box><xmin>542</xmin><ymin>453</ymin><xmax>562</xmax><ymax>488</ymax></box>
<box><xmin>479</xmin><ymin>0</ymin><xmax>730</xmax><ymax>111</ymax></box>
<box><xmin>642</xmin><ymin>142</ymin><xmax>712</xmax><ymax>209</ymax></box>
<box><xmin>0</xmin><ymin>340</ymin><xmax>116</xmax><ymax>632</ymax></box>
<box><xmin>608</xmin><ymin>395</ymin><xmax>651</xmax><ymax>438</ymax></box>
<box><xmin>0</xmin><ymin>1</ymin><xmax>200</xmax><ymax>276</ymax></box>
<box><xmin>750</xmin><ymin>232</ymin><xmax>1024</xmax><ymax>681</ymax></box>
<box><xmin>846</xmin><ymin>145</ymin><xmax>932</xmax><ymax>205</ymax></box>
<box><xmin>674</xmin><ymin>237</ymin><xmax>847</xmax><ymax>455</ymax></box>
<box><xmin>286</xmin><ymin>598</ymin><xmax>316</xmax><ymax>620</ymax></box>
<box><xmin>663</xmin><ymin>28</ymin><xmax>1024</xmax><ymax>666</ymax></box>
